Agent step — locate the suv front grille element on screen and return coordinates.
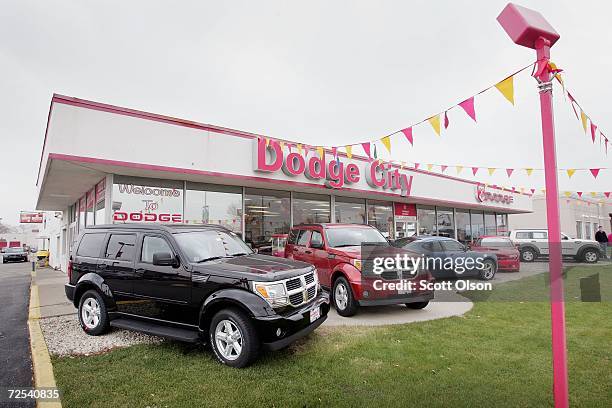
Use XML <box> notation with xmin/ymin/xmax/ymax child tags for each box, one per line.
<box><xmin>284</xmin><ymin>271</ymin><xmax>318</xmax><ymax>307</ymax></box>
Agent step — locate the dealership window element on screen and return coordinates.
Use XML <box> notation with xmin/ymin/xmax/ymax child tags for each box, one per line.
<box><xmin>575</xmin><ymin>221</ymin><xmax>583</xmax><ymax>239</ymax></box>
<box><xmin>334</xmin><ymin>197</ymin><xmax>366</xmax><ymax>224</ymax></box>
<box><xmin>436</xmin><ymin>207</ymin><xmax>455</xmax><ymax>238</ymax></box>
<box><xmin>417</xmin><ymin>205</ymin><xmax>436</xmax><ymax>235</ymax></box>
<box><xmin>78</xmin><ymin>196</ymin><xmax>86</xmax><ymax>231</ymax></box>
<box><xmin>244</xmin><ymin>188</ymin><xmax>290</xmax><ymax>253</ymax></box>
<box><xmin>367</xmin><ymin>200</ymin><xmax>394</xmax><ymax>238</ymax></box>
<box><xmin>484</xmin><ymin>212</ymin><xmax>496</xmax><ymax>236</ymax></box>
<box><xmin>85</xmin><ymin>188</ymin><xmax>95</xmax><ymax>227</ymax></box>
<box><xmin>293</xmin><ymin>192</ymin><xmax>330</xmax><ymax>225</ymax></box>
<box><xmin>471</xmin><ymin>211</ymin><xmax>485</xmax><ymax>239</ymax></box>
<box><xmin>184</xmin><ymin>183</ymin><xmax>242</xmax><ymax>234</ymax></box>
<box><xmin>456</xmin><ymin>210</ymin><xmax>472</xmax><ymax>243</ymax></box>
<box><xmin>496</xmin><ymin>213</ymin><xmax>509</xmax><ymax>236</ymax></box>
<box><xmin>585</xmin><ymin>222</ymin><xmax>592</xmax><ymax>240</ymax></box>
<box><xmin>112</xmin><ymin>176</ymin><xmax>184</xmax><ymax>224</ymax></box>
<box><xmin>95</xmin><ymin>179</ymin><xmax>106</xmax><ymax>225</ymax></box>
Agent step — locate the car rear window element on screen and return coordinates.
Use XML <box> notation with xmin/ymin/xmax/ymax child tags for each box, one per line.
<box><xmin>76</xmin><ymin>233</ymin><xmax>106</xmax><ymax>258</ymax></box>
<box><xmin>105</xmin><ymin>234</ymin><xmax>137</xmax><ymax>261</ymax></box>
<box><xmin>515</xmin><ymin>232</ymin><xmax>531</xmax><ymax>239</ymax></box>
<box><xmin>480</xmin><ymin>237</ymin><xmax>514</xmax><ymax>248</ymax></box>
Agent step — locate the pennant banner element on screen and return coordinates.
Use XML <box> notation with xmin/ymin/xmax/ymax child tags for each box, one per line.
<box><xmin>495</xmin><ymin>76</ymin><xmax>515</xmax><ymax>105</ymax></box>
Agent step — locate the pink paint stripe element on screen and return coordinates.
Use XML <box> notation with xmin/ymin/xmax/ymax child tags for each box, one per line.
<box><xmin>47</xmin><ymin>153</ymin><xmax>528</xmax><ymax>213</ymax></box>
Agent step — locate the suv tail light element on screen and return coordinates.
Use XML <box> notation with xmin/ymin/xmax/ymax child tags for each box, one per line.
<box><xmin>67</xmin><ymin>259</ymin><xmax>73</xmax><ymax>282</ymax></box>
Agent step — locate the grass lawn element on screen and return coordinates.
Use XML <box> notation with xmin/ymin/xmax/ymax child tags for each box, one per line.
<box><xmin>52</xmin><ymin>265</ymin><xmax>611</xmax><ymax>408</ymax></box>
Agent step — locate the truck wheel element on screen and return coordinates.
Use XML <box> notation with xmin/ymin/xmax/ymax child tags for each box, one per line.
<box><xmin>78</xmin><ymin>290</ymin><xmax>110</xmax><ymax>336</ymax></box>
<box><xmin>333</xmin><ymin>276</ymin><xmax>358</xmax><ymax>317</ymax></box>
<box><xmin>406</xmin><ymin>301</ymin><xmax>429</xmax><ymax>310</ymax></box>
<box><xmin>520</xmin><ymin>248</ymin><xmax>536</xmax><ymax>262</ymax></box>
<box><xmin>582</xmin><ymin>249</ymin><xmax>599</xmax><ymax>263</ymax></box>
<box><xmin>479</xmin><ymin>259</ymin><xmax>497</xmax><ymax>280</ymax></box>
<box><xmin>209</xmin><ymin>309</ymin><xmax>259</xmax><ymax>368</ymax></box>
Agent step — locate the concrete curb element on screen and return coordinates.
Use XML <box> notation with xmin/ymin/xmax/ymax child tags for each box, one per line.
<box><xmin>28</xmin><ymin>270</ymin><xmax>63</xmax><ymax>408</ymax></box>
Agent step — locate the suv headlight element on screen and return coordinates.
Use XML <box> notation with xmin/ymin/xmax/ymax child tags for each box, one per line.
<box><xmin>253</xmin><ymin>282</ymin><xmax>289</xmax><ymax>307</ymax></box>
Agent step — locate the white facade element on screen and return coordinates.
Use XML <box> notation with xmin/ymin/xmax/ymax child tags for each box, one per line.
<box><xmin>36</xmin><ymin>95</ymin><xmax>533</xmax><ymax>271</ymax></box>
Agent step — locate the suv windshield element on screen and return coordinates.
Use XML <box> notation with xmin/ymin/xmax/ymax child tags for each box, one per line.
<box><xmin>174</xmin><ymin>230</ymin><xmax>253</xmax><ymax>263</ymax></box>
<box><xmin>5</xmin><ymin>248</ymin><xmax>23</xmax><ymax>253</ymax></box>
<box><xmin>326</xmin><ymin>227</ymin><xmax>388</xmax><ymax>248</ymax></box>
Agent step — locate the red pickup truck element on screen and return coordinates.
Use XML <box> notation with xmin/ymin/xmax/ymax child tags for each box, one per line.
<box><xmin>284</xmin><ymin>223</ymin><xmax>434</xmax><ymax>316</ymax></box>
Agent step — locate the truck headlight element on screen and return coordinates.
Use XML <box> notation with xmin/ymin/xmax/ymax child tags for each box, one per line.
<box><xmin>253</xmin><ymin>282</ymin><xmax>289</xmax><ymax>307</ymax></box>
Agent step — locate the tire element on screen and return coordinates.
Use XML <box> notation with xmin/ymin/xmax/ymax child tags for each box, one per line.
<box><xmin>209</xmin><ymin>308</ymin><xmax>259</xmax><ymax>368</ymax></box>
<box><xmin>520</xmin><ymin>248</ymin><xmax>536</xmax><ymax>262</ymax></box>
<box><xmin>332</xmin><ymin>276</ymin><xmax>358</xmax><ymax>317</ymax></box>
<box><xmin>479</xmin><ymin>259</ymin><xmax>497</xmax><ymax>281</ymax></box>
<box><xmin>406</xmin><ymin>301</ymin><xmax>429</xmax><ymax>310</ymax></box>
<box><xmin>581</xmin><ymin>248</ymin><xmax>599</xmax><ymax>264</ymax></box>
<box><xmin>77</xmin><ymin>290</ymin><xmax>110</xmax><ymax>336</ymax></box>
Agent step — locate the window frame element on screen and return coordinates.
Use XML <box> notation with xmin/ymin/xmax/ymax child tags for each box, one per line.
<box><xmin>104</xmin><ymin>233</ymin><xmax>137</xmax><ymax>261</ymax></box>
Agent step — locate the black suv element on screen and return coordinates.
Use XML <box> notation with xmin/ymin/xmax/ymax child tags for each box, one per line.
<box><xmin>65</xmin><ymin>224</ymin><xmax>329</xmax><ymax>368</ymax></box>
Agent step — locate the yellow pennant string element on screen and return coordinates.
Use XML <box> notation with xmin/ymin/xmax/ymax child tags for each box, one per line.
<box><xmin>380</xmin><ymin>136</ymin><xmax>392</xmax><ymax>153</ymax></box>
<box><xmin>525</xmin><ymin>168</ymin><xmax>534</xmax><ymax>176</ymax></box>
<box><xmin>428</xmin><ymin>115</ymin><xmax>441</xmax><ymax>136</ymax></box>
<box><xmin>580</xmin><ymin>110</ymin><xmax>588</xmax><ymax>133</ymax></box>
<box><xmin>487</xmin><ymin>168</ymin><xmax>496</xmax><ymax>176</ymax></box>
<box><xmin>495</xmin><ymin>76</ymin><xmax>515</xmax><ymax>105</ymax></box>
<box><xmin>456</xmin><ymin>166</ymin><xmax>464</xmax><ymax>174</ymax></box>
<box><xmin>345</xmin><ymin>145</ymin><xmax>352</xmax><ymax>159</ymax></box>
<box><xmin>566</xmin><ymin>169</ymin><xmax>576</xmax><ymax>178</ymax></box>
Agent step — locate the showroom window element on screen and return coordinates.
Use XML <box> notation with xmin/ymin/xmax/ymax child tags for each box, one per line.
<box><xmin>456</xmin><ymin>210</ymin><xmax>471</xmax><ymax>243</ymax></box>
<box><xmin>334</xmin><ymin>197</ymin><xmax>366</xmax><ymax>224</ymax></box>
<box><xmin>367</xmin><ymin>200</ymin><xmax>394</xmax><ymax>238</ymax></box>
<box><xmin>471</xmin><ymin>211</ymin><xmax>485</xmax><ymax>239</ymax></box>
<box><xmin>417</xmin><ymin>205</ymin><xmax>436</xmax><ymax>235</ymax></box>
<box><xmin>496</xmin><ymin>213</ymin><xmax>509</xmax><ymax>236</ymax></box>
<box><xmin>95</xmin><ymin>179</ymin><xmax>106</xmax><ymax>225</ymax></box>
<box><xmin>78</xmin><ymin>196</ymin><xmax>86</xmax><ymax>232</ymax></box>
<box><xmin>112</xmin><ymin>176</ymin><xmax>184</xmax><ymax>224</ymax></box>
<box><xmin>436</xmin><ymin>207</ymin><xmax>455</xmax><ymax>238</ymax></box>
<box><xmin>244</xmin><ymin>188</ymin><xmax>290</xmax><ymax>253</ymax></box>
<box><xmin>184</xmin><ymin>183</ymin><xmax>242</xmax><ymax>233</ymax></box>
<box><xmin>85</xmin><ymin>188</ymin><xmax>95</xmax><ymax>227</ymax></box>
<box><xmin>576</xmin><ymin>221</ymin><xmax>583</xmax><ymax>239</ymax></box>
<box><xmin>585</xmin><ymin>222</ymin><xmax>592</xmax><ymax>239</ymax></box>
<box><xmin>484</xmin><ymin>212</ymin><xmax>497</xmax><ymax>236</ymax></box>
<box><xmin>292</xmin><ymin>192</ymin><xmax>330</xmax><ymax>225</ymax></box>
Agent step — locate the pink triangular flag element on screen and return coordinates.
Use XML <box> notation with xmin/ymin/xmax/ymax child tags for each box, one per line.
<box><xmin>401</xmin><ymin>127</ymin><xmax>413</xmax><ymax>146</ymax></box>
<box><xmin>604</xmin><ymin>192</ymin><xmax>610</xmax><ymax>198</ymax></box>
<box><xmin>590</xmin><ymin>168</ymin><xmax>600</xmax><ymax>178</ymax></box>
<box><xmin>567</xmin><ymin>92</ymin><xmax>579</xmax><ymax>120</ymax></box>
<box><xmin>458</xmin><ymin>97</ymin><xmax>477</xmax><ymax>122</ymax></box>
<box><xmin>590</xmin><ymin>123</ymin><xmax>597</xmax><ymax>143</ymax></box>
<box><xmin>530</xmin><ymin>188</ymin><xmax>536</xmax><ymax>194</ymax></box>
<box><xmin>440</xmin><ymin>165</ymin><xmax>448</xmax><ymax>173</ymax></box>
<box><xmin>361</xmin><ymin>142</ymin><xmax>371</xmax><ymax>159</ymax></box>
<box><xmin>331</xmin><ymin>146</ymin><xmax>337</xmax><ymax>157</ymax></box>
<box><xmin>444</xmin><ymin>112</ymin><xmax>449</xmax><ymax>129</ymax></box>
<box><xmin>414</xmin><ymin>163</ymin><xmax>420</xmax><ymax>170</ymax></box>
<box><xmin>506</xmin><ymin>168</ymin><xmax>514</xmax><ymax>177</ymax></box>
<box><xmin>577</xmin><ymin>191</ymin><xmax>583</xmax><ymax>197</ymax></box>
<box><xmin>471</xmin><ymin>167</ymin><xmax>479</xmax><ymax>176</ymax></box>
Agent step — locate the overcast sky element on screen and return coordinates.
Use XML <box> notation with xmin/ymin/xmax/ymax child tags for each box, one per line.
<box><xmin>1</xmin><ymin>0</ymin><xmax>611</xmax><ymax>225</ymax></box>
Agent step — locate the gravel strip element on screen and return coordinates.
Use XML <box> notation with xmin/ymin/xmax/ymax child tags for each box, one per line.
<box><xmin>39</xmin><ymin>315</ymin><xmax>164</xmax><ymax>357</ymax></box>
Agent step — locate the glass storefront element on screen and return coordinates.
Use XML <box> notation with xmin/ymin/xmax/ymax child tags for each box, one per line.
<box><xmin>112</xmin><ymin>176</ymin><xmax>184</xmax><ymax>223</ymax></box>
<box><xmin>95</xmin><ymin>179</ymin><xmax>106</xmax><ymax>225</ymax></box>
<box><xmin>496</xmin><ymin>213</ymin><xmax>508</xmax><ymax>236</ymax></box>
<box><xmin>85</xmin><ymin>188</ymin><xmax>95</xmax><ymax>227</ymax></box>
<box><xmin>367</xmin><ymin>200</ymin><xmax>394</xmax><ymax>238</ymax></box>
<box><xmin>456</xmin><ymin>210</ymin><xmax>471</xmax><ymax>243</ymax></box>
<box><xmin>334</xmin><ymin>197</ymin><xmax>366</xmax><ymax>224</ymax></box>
<box><xmin>484</xmin><ymin>212</ymin><xmax>497</xmax><ymax>236</ymax></box>
<box><xmin>244</xmin><ymin>188</ymin><xmax>291</xmax><ymax>253</ymax></box>
<box><xmin>436</xmin><ymin>207</ymin><xmax>455</xmax><ymax>238</ymax></box>
<box><xmin>292</xmin><ymin>192</ymin><xmax>331</xmax><ymax>224</ymax></box>
<box><xmin>471</xmin><ymin>211</ymin><xmax>485</xmax><ymax>239</ymax></box>
<box><xmin>184</xmin><ymin>183</ymin><xmax>242</xmax><ymax>233</ymax></box>
<box><xmin>417</xmin><ymin>205</ymin><xmax>436</xmax><ymax>235</ymax></box>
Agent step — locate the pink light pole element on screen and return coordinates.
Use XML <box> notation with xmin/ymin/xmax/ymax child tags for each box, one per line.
<box><xmin>497</xmin><ymin>4</ymin><xmax>568</xmax><ymax>408</ymax></box>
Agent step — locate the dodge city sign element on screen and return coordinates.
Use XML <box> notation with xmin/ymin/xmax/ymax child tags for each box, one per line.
<box><xmin>475</xmin><ymin>184</ymin><xmax>514</xmax><ymax>205</ymax></box>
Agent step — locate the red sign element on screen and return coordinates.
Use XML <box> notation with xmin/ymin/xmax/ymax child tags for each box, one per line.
<box><xmin>476</xmin><ymin>184</ymin><xmax>514</xmax><ymax>205</ymax></box>
<box><xmin>113</xmin><ymin>212</ymin><xmax>182</xmax><ymax>223</ymax></box>
<box><xmin>20</xmin><ymin>212</ymin><xmax>44</xmax><ymax>223</ymax></box>
<box><xmin>394</xmin><ymin>203</ymin><xmax>417</xmax><ymax>216</ymax></box>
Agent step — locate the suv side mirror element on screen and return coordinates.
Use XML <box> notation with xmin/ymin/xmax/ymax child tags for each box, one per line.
<box><xmin>153</xmin><ymin>252</ymin><xmax>179</xmax><ymax>267</ymax></box>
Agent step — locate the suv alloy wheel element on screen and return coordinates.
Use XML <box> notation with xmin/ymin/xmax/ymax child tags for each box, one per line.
<box><xmin>209</xmin><ymin>309</ymin><xmax>259</xmax><ymax>368</ymax></box>
<box><xmin>333</xmin><ymin>276</ymin><xmax>358</xmax><ymax>317</ymax></box>
<box><xmin>78</xmin><ymin>290</ymin><xmax>110</xmax><ymax>336</ymax></box>
<box><xmin>582</xmin><ymin>248</ymin><xmax>599</xmax><ymax>263</ymax></box>
<box><xmin>520</xmin><ymin>247</ymin><xmax>536</xmax><ymax>262</ymax></box>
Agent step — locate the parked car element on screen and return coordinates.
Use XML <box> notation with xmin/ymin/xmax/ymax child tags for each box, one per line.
<box><xmin>509</xmin><ymin>229</ymin><xmax>601</xmax><ymax>263</ymax></box>
<box><xmin>1</xmin><ymin>247</ymin><xmax>29</xmax><ymax>263</ymax></box>
<box><xmin>469</xmin><ymin>236</ymin><xmax>520</xmax><ymax>272</ymax></box>
<box><xmin>65</xmin><ymin>224</ymin><xmax>329</xmax><ymax>368</ymax></box>
<box><xmin>284</xmin><ymin>223</ymin><xmax>434</xmax><ymax>317</ymax></box>
<box><xmin>392</xmin><ymin>236</ymin><xmax>498</xmax><ymax>280</ymax></box>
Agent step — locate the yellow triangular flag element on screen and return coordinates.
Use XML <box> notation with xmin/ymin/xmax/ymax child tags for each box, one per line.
<box><xmin>495</xmin><ymin>76</ymin><xmax>515</xmax><ymax>105</ymax></box>
<box><xmin>487</xmin><ymin>168</ymin><xmax>496</xmax><ymax>176</ymax></box>
<box><xmin>297</xmin><ymin>143</ymin><xmax>303</xmax><ymax>154</ymax></box>
<box><xmin>566</xmin><ymin>169</ymin><xmax>576</xmax><ymax>178</ymax></box>
<box><xmin>378</xmin><ymin>159</ymin><xmax>384</xmax><ymax>166</ymax></box>
<box><xmin>541</xmin><ymin>189</ymin><xmax>546</xmax><ymax>194</ymax></box>
<box><xmin>265</xmin><ymin>137</ymin><xmax>271</xmax><ymax>147</ymax></box>
<box><xmin>400</xmin><ymin>162</ymin><xmax>405</xmax><ymax>170</ymax></box>
<box><xmin>316</xmin><ymin>146</ymin><xmax>324</xmax><ymax>159</ymax></box>
<box><xmin>345</xmin><ymin>145</ymin><xmax>352</xmax><ymax>159</ymax></box>
<box><xmin>456</xmin><ymin>166</ymin><xmax>464</xmax><ymax>174</ymax></box>
<box><xmin>520</xmin><ymin>187</ymin><xmax>525</xmax><ymax>194</ymax></box>
<box><xmin>279</xmin><ymin>141</ymin><xmax>285</xmax><ymax>151</ymax></box>
<box><xmin>563</xmin><ymin>191</ymin><xmax>571</xmax><ymax>197</ymax></box>
<box><xmin>591</xmin><ymin>192</ymin><xmax>597</xmax><ymax>197</ymax></box>
<box><xmin>428</xmin><ymin>115</ymin><xmax>441</xmax><ymax>136</ymax></box>
<box><xmin>580</xmin><ymin>110</ymin><xmax>588</xmax><ymax>132</ymax></box>
<box><xmin>426</xmin><ymin>164</ymin><xmax>434</xmax><ymax>171</ymax></box>
<box><xmin>380</xmin><ymin>136</ymin><xmax>392</xmax><ymax>153</ymax></box>
<box><xmin>525</xmin><ymin>168</ymin><xmax>534</xmax><ymax>176</ymax></box>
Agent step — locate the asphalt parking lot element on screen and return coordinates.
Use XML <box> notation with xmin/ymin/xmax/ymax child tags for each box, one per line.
<box><xmin>0</xmin><ymin>262</ymin><xmax>35</xmax><ymax>408</ymax></box>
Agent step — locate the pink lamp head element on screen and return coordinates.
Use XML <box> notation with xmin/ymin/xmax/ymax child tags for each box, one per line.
<box><xmin>497</xmin><ymin>3</ymin><xmax>560</xmax><ymax>49</ymax></box>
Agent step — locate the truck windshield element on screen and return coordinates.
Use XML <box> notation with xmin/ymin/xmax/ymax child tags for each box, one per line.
<box><xmin>326</xmin><ymin>227</ymin><xmax>389</xmax><ymax>248</ymax></box>
<box><xmin>5</xmin><ymin>248</ymin><xmax>23</xmax><ymax>253</ymax></box>
<box><xmin>174</xmin><ymin>230</ymin><xmax>253</xmax><ymax>263</ymax></box>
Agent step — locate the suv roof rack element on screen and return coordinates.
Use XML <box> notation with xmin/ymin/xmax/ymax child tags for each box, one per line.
<box><xmin>85</xmin><ymin>223</ymin><xmax>229</xmax><ymax>233</ymax></box>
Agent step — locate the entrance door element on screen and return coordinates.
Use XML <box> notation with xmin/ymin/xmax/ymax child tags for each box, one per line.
<box><xmin>395</xmin><ymin>221</ymin><xmax>416</xmax><ymax>239</ymax></box>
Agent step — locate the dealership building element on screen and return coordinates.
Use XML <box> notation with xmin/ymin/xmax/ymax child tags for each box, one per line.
<box><xmin>36</xmin><ymin>94</ymin><xmax>532</xmax><ymax>271</ymax></box>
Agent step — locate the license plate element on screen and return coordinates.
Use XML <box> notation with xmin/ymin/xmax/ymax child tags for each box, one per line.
<box><xmin>398</xmin><ymin>287</ymin><xmax>411</xmax><ymax>295</ymax></box>
<box><xmin>309</xmin><ymin>306</ymin><xmax>321</xmax><ymax>323</ymax></box>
